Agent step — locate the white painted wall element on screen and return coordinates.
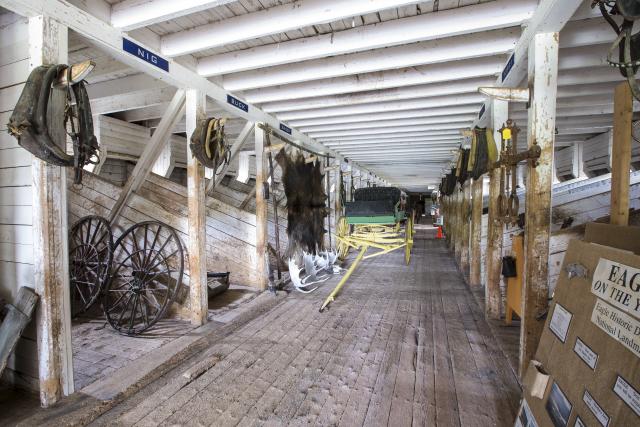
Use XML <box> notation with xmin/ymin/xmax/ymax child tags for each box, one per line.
<box><xmin>0</xmin><ymin>15</ymin><xmax>39</xmax><ymax>392</ymax></box>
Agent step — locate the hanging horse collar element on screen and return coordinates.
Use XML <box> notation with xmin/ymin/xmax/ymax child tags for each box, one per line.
<box><xmin>189</xmin><ymin>117</ymin><xmax>229</xmax><ymax>171</ymax></box>
<box><xmin>7</xmin><ymin>62</ymin><xmax>100</xmax><ymax>185</ymax></box>
<box><xmin>593</xmin><ymin>0</ymin><xmax>640</xmax><ymax>100</ymax></box>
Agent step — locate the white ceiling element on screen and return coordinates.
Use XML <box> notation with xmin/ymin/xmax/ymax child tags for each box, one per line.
<box><xmin>64</xmin><ymin>0</ymin><xmax>631</xmax><ymax>192</ymax></box>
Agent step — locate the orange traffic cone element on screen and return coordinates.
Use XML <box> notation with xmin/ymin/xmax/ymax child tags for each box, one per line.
<box><xmin>436</xmin><ymin>226</ymin><xmax>444</xmax><ymax>239</ymax></box>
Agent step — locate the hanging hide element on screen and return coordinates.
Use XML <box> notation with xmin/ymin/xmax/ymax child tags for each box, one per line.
<box><xmin>455</xmin><ymin>149</ymin><xmax>470</xmax><ymax>185</ymax></box>
<box><xmin>189</xmin><ymin>117</ymin><xmax>229</xmax><ymax>171</ymax></box>
<box><xmin>276</xmin><ymin>149</ymin><xmax>328</xmax><ymax>257</ymax></box>
<box><xmin>7</xmin><ymin>64</ymin><xmax>99</xmax><ymax>184</ymax></box>
<box><xmin>469</xmin><ymin>127</ymin><xmax>498</xmax><ymax>180</ymax></box>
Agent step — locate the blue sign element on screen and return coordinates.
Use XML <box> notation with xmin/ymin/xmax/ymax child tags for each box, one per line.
<box><xmin>123</xmin><ymin>38</ymin><xmax>168</xmax><ymax>72</ymax></box>
<box><xmin>478</xmin><ymin>104</ymin><xmax>485</xmax><ymax>119</ymax></box>
<box><xmin>501</xmin><ymin>53</ymin><xmax>515</xmax><ymax>82</ymax></box>
<box><xmin>227</xmin><ymin>94</ymin><xmax>248</xmax><ymax>112</ymax></box>
<box><xmin>279</xmin><ymin>123</ymin><xmax>292</xmax><ymax>135</ymax></box>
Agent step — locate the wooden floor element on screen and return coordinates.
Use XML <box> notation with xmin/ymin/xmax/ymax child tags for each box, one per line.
<box><xmin>91</xmin><ymin>226</ymin><xmax>521</xmax><ymax>426</ymax></box>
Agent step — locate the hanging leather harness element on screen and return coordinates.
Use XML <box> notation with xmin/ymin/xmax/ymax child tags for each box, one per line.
<box><xmin>594</xmin><ymin>0</ymin><xmax>640</xmax><ymax>100</ymax></box>
<box><xmin>7</xmin><ymin>64</ymin><xmax>99</xmax><ymax>184</ymax></box>
<box><xmin>189</xmin><ymin>117</ymin><xmax>229</xmax><ymax>171</ymax></box>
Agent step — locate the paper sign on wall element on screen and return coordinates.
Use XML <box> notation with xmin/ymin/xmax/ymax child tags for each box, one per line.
<box><xmin>592</xmin><ymin>258</ymin><xmax>640</xmax><ymax>319</ymax></box>
<box><xmin>583</xmin><ymin>390</ymin><xmax>610</xmax><ymax>427</ymax></box>
<box><xmin>591</xmin><ymin>299</ymin><xmax>640</xmax><ymax>359</ymax></box>
<box><xmin>550</xmin><ymin>303</ymin><xmax>573</xmax><ymax>343</ymax></box>
<box><xmin>573</xmin><ymin>338</ymin><xmax>598</xmax><ymax>370</ymax></box>
<box><xmin>613</xmin><ymin>375</ymin><xmax>640</xmax><ymax>417</ymax></box>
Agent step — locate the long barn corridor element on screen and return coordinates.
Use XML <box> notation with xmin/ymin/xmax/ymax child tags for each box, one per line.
<box><xmin>84</xmin><ymin>227</ymin><xmax>521</xmax><ymax>427</ymax></box>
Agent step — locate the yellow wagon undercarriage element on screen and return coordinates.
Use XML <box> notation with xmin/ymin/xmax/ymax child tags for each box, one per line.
<box><xmin>319</xmin><ymin>216</ymin><xmax>414</xmax><ymax>312</ymax></box>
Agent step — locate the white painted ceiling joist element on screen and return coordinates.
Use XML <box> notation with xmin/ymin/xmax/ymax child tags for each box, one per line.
<box><xmin>222</xmin><ymin>28</ymin><xmax>520</xmax><ymax>91</ymax></box>
<box><xmin>244</xmin><ymin>56</ymin><xmax>506</xmax><ymax>104</ymax></box>
<box><xmin>244</xmin><ymin>46</ymin><xmax>606</xmax><ymax>105</ymax></box>
<box><xmin>160</xmin><ymin>0</ymin><xmax>425</xmax><ymax>57</ymax></box>
<box><xmin>111</xmin><ymin>0</ymin><xmax>237</xmax><ymax>31</ymax></box>
<box><xmin>309</xmin><ymin>124</ymin><xmax>468</xmax><ymax>139</ymax></box>
<box><xmin>198</xmin><ymin>0</ymin><xmax>537</xmax><ymax>76</ymax></box>
<box><xmin>290</xmin><ymin>105</ymin><xmax>481</xmax><ymax>128</ymax></box>
<box><xmin>299</xmin><ymin>115</ymin><xmax>477</xmax><ymax>134</ymax></box>
<box><xmin>261</xmin><ymin>77</ymin><xmax>495</xmax><ymax>114</ymax></box>
<box><xmin>316</xmin><ymin>131</ymin><xmax>463</xmax><ymax>143</ymax></box>
<box><xmin>276</xmin><ymin>94</ymin><xmax>486</xmax><ymax>122</ymax></box>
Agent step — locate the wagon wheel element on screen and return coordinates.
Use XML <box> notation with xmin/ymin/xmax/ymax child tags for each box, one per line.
<box><xmin>404</xmin><ymin>215</ymin><xmax>414</xmax><ymax>265</ymax></box>
<box><xmin>336</xmin><ymin>216</ymin><xmax>351</xmax><ymax>260</ymax></box>
<box><xmin>104</xmin><ymin>221</ymin><xmax>184</xmax><ymax>335</ymax></box>
<box><xmin>69</xmin><ymin>215</ymin><xmax>113</xmax><ymax>317</ymax></box>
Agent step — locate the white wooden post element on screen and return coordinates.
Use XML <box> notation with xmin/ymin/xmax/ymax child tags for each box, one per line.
<box><xmin>254</xmin><ymin>124</ymin><xmax>269</xmax><ymax>290</ymax></box>
<box><xmin>151</xmin><ymin>140</ymin><xmax>174</xmax><ymax>178</ymax></box>
<box><xmin>186</xmin><ymin>89</ymin><xmax>208</xmax><ymax>326</ymax></box>
<box><xmin>520</xmin><ymin>32</ymin><xmax>559</xmax><ymax>378</ymax></box>
<box><xmin>485</xmin><ymin>98</ymin><xmax>507</xmax><ymax>319</ymax></box>
<box><xmin>29</xmin><ymin>15</ymin><xmax>74</xmax><ymax>407</ymax></box>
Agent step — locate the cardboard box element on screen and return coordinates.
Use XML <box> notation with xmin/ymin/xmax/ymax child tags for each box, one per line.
<box><xmin>520</xmin><ymin>223</ymin><xmax>640</xmax><ymax>427</ymax></box>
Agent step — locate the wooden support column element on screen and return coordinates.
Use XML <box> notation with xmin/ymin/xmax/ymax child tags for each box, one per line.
<box><xmin>454</xmin><ymin>188</ymin><xmax>463</xmax><ymax>260</ymax></box>
<box><xmin>486</xmin><ymin>99</ymin><xmax>508</xmax><ymax>319</ymax></box>
<box><xmin>185</xmin><ymin>89</ymin><xmax>208</xmax><ymax>326</ymax></box>
<box><xmin>521</xmin><ymin>32</ymin><xmax>559</xmax><ymax>378</ymax></box>
<box><xmin>109</xmin><ymin>90</ymin><xmax>186</xmax><ymax>225</ymax></box>
<box><xmin>460</xmin><ymin>180</ymin><xmax>471</xmax><ymax>274</ymax></box>
<box><xmin>29</xmin><ymin>15</ymin><xmax>73</xmax><ymax>407</ymax></box>
<box><xmin>610</xmin><ymin>82</ymin><xmax>633</xmax><ymax>226</ymax></box>
<box><xmin>335</xmin><ymin>158</ymin><xmax>343</xmax><ymax>226</ymax></box>
<box><xmin>206</xmin><ymin>121</ymin><xmax>254</xmax><ymax>193</ymax></box>
<box><xmin>254</xmin><ymin>123</ymin><xmax>269</xmax><ymax>290</ymax></box>
<box><xmin>470</xmin><ymin>177</ymin><xmax>483</xmax><ymax>286</ymax></box>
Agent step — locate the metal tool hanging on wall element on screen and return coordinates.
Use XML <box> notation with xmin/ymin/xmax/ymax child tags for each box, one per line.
<box><xmin>7</xmin><ymin>61</ymin><xmax>100</xmax><ymax>184</ymax></box>
<box><xmin>493</xmin><ymin>119</ymin><xmax>541</xmax><ymax>227</ymax></box>
<box><xmin>189</xmin><ymin>117</ymin><xmax>230</xmax><ymax>171</ymax></box>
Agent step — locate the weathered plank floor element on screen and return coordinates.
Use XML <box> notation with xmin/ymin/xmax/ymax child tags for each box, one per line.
<box><xmin>90</xmin><ymin>227</ymin><xmax>521</xmax><ymax>426</ymax></box>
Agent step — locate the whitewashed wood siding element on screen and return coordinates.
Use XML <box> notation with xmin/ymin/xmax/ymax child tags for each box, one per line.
<box><xmin>0</xmin><ymin>16</ymin><xmax>39</xmax><ymax>391</ymax></box>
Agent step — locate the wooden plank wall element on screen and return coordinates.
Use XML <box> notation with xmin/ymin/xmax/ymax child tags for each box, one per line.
<box><xmin>68</xmin><ymin>172</ymin><xmax>289</xmax><ymax>297</ymax></box>
<box><xmin>479</xmin><ymin>171</ymin><xmax>640</xmax><ymax>317</ymax></box>
<box><xmin>0</xmin><ymin>15</ymin><xmax>40</xmax><ymax>392</ymax></box>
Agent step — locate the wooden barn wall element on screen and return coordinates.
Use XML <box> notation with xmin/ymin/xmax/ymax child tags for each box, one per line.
<box><xmin>0</xmin><ymin>15</ymin><xmax>39</xmax><ymax>392</ymax></box>
<box><xmin>479</xmin><ymin>171</ymin><xmax>640</xmax><ymax>317</ymax></box>
<box><xmin>68</xmin><ymin>172</ymin><xmax>289</xmax><ymax>298</ymax></box>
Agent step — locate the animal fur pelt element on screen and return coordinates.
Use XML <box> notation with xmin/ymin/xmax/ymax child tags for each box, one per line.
<box><xmin>276</xmin><ymin>149</ymin><xmax>328</xmax><ymax>257</ymax></box>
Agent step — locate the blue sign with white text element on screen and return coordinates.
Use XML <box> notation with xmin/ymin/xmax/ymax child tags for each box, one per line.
<box><xmin>279</xmin><ymin>123</ymin><xmax>292</xmax><ymax>135</ymax></box>
<box><xmin>123</xmin><ymin>38</ymin><xmax>169</xmax><ymax>72</ymax></box>
<box><xmin>502</xmin><ymin>53</ymin><xmax>515</xmax><ymax>82</ymax></box>
<box><xmin>227</xmin><ymin>95</ymin><xmax>249</xmax><ymax>112</ymax></box>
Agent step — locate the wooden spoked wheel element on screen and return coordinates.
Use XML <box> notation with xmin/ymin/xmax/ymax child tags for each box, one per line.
<box><xmin>336</xmin><ymin>216</ymin><xmax>351</xmax><ymax>260</ymax></box>
<box><xmin>69</xmin><ymin>215</ymin><xmax>113</xmax><ymax>317</ymax></box>
<box><xmin>104</xmin><ymin>221</ymin><xmax>184</xmax><ymax>335</ymax></box>
<box><xmin>405</xmin><ymin>215</ymin><xmax>414</xmax><ymax>265</ymax></box>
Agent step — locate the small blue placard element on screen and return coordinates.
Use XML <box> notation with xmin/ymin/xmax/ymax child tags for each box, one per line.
<box><xmin>227</xmin><ymin>94</ymin><xmax>249</xmax><ymax>112</ymax></box>
<box><xmin>501</xmin><ymin>53</ymin><xmax>515</xmax><ymax>82</ymax></box>
<box><xmin>478</xmin><ymin>104</ymin><xmax>485</xmax><ymax>119</ymax></box>
<box><xmin>123</xmin><ymin>38</ymin><xmax>168</xmax><ymax>72</ymax></box>
<box><xmin>279</xmin><ymin>123</ymin><xmax>292</xmax><ymax>135</ymax></box>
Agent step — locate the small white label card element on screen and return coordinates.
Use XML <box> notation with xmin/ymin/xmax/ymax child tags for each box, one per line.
<box><xmin>583</xmin><ymin>390</ymin><xmax>610</xmax><ymax>427</ymax></box>
<box><xmin>591</xmin><ymin>258</ymin><xmax>640</xmax><ymax>319</ymax></box>
<box><xmin>550</xmin><ymin>303</ymin><xmax>573</xmax><ymax>343</ymax></box>
<box><xmin>613</xmin><ymin>375</ymin><xmax>640</xmax><ymax>417</ymax></box>
<box><xmin>574</xmin><ymin>416</ymin><xmax>586</xmax><ymax>427</ymax></box>
<box><xmin>591</xmin><ymin>299</ymin><xmax>640</xmax><ymax>359</ymax></box>
<box><xmin>573</xmin><ymin>337</ymin><xmax>598</xmax><ymax>370</ymax></box>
